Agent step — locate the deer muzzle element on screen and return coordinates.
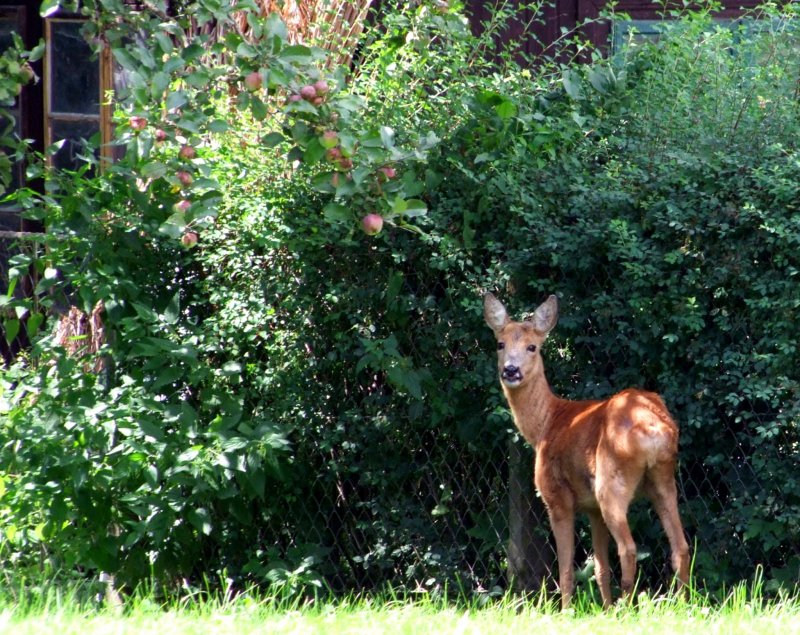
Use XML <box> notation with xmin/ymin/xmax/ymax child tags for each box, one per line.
<box><xmin>501</xmin><ymin>364</ymin><xmax>523</xmax><ymax>385</ymax></box>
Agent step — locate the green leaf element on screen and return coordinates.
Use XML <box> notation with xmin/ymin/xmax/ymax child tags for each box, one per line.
<box><xmin>151</xmin><ymin>71</ymin><xmax>170</xmax><ymax>98</ymax></box>
<box><xmin>4</xmin><ymin>319</ymin><xmax>19</xmax><ymax>344</ymax></box>
<box><xmin>154</xmin><ymin>32</ymin><xmax>174</xmax><ymax>55</ymax></box>
<box><xmin>311</xmin><ymin>173</ymin><xmax>335</xmax><ymax>194</ymax></box>
<box><xmin>323</xmin><ymin>203</ymin><xmax>350</xmax><ymax>223</ymax></box>
<box><xmin>251</xmin><ymin>97</ymin><xmax>268</xmax><ymax>121</ymax></box>
<box><xmin>208</xmin><ymin>119</ymin><xmax>230</xmax><ymax>133</ymax></box>
<box><xmin>386</xmin><ymin>366</ymin><xmax>423</xmax><ymax>400</ymax></box>
<box><xmin>338</xmin><ymin>131</ymin><xmax>357</xmax><ymax>156</ymax></box>
<box><xmin>303</xmin><ymin>138</ymin><xmax>325</xmax><ymax>165</ymax></box>
<box><xmin>167</xmin><ymin>90</ymin><xmax>189</xmax><ymax>110</ymax></box>
<box><xmin>138</xmin><ymin>418</ymin><xmax>165</xmax><ymax>441</ymax></box>
<box><xmin>285</xmin><ymin>99</ymin><xmax>318</xmax><ymax>115</ymax></box>
<box><xmin>562</xmin><ymin>69</ymin><xmax>583</xmax><ymax>100</ymax></box>
<box><xmin>391</xmin><ymin>197</ymin><xmax>407</xmax><ymax>214</ymax></box>
<box><xmin>158</xmin><ymin>213</ymin><xmax>186</xmax><ymax>239</ymax></box>
<box><xmin>261</xmin><ymin>132</ymin><xmax>285</xmax><ymax>148</ymax></box>
<box><xmin>150</xmin><ymin>365</ymin><xmax>184</xmax><ymax>391</ymax></box>
<box><xmin>182</xmin><ymin>42</ymin><xmax>205</xmax><ymax>62</ymax></box>
<box><xmin>162</xmin><ymin>291</ymin><xmax>181</xmax><ymax>324</ymax></box>
<box><xmin>112</xmin><ymin>48</ymin><xmax>139</xmax><ymax>72</ymax></box>
<box><xmin>187</xmin><ymin>508</ymin><xmax>213</xmax><ymax>536</ymax></box>
<box><xmin>236</xmin><ymin>42</ymin><xmax>258</xmax><ymax>59</ymax></box>
<box><xmin>264</xmin><ymin>13</ymin><xmax>288</xmax><ymax>40</ymax></box>
<box><xmin>185</xmin><ymin>72</ymin><xmax>209</xmax><ymax>89</ymax></box>
<box><xmin>141</xmin><ymin>162</ymin><xmax>168</xmax><ymax>179</ymax></box>
<box><xmin>588</xmin><ymin>67</ymin><xmax>612</xmax><ymax>94</ymax></box>
<box><xmin>279</xmin><ymin>44</ymin><xmax>313</xmax><ymax>62</ymax></box>
<box><xmin>39</xmin><ymin>0</ymin><xmax>61</xmax><ymax>17</ymax></box>
<box><xmin>25</xmin><ymin>312</ymin><xmax>44</xmax><ymax>339</ymax></box>
<box><xmin>403</xmin><ymin>199</ymin><xmax>427</xmax><ymax>218</ymax></box>
<box><xmin>175</xmin><ymin>117</ymin><xmax>201</xmax><ymax>134</ymax></box>
<box><xmin>495</xmin><ymin>100</ymin><xmax>517</xmax><ymax>119</ymax></box>
<box><xmin>28</xmin><ymin>41</ymin><xmax>46</xmax><ymax>63</ymax></box>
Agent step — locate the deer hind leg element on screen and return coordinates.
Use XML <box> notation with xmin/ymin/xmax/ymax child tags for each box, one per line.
<box><xmin>597</xmin><ymin>481</ymin><xmax>638</xmax><ymax>599</ymax></box>
<box><xmin>645</xmin><ymin>461</ymin><xmax>690</xmax><ymax>592</ymax></box>
<box><xmin>588</xmin><ymin>511</ymin><xmax>613</xmax><ymax>608</ymax></box>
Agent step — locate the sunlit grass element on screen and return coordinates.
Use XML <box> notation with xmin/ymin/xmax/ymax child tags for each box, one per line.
<box><xmin>1</xmin><ymin>577</ymin><xmax>800</xmax><ymax>635</ymax></box>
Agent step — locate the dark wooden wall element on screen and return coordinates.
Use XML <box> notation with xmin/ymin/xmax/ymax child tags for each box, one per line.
<box><xmin>464</xmin><ymin>0</ymin><xmax>764</xmax><ymax>57</ymax></box>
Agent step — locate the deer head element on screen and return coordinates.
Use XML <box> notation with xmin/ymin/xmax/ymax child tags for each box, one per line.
<box><xmin>483</xmin><ymin>293</ymin><xmax>558</xmax><ymax>389</ymax></box>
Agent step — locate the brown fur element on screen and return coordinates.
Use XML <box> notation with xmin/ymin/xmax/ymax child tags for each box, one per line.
<box><xmin>484</xmin><ymin>293</ymin><xmax>690</xmax><ymax>609</ymax></box>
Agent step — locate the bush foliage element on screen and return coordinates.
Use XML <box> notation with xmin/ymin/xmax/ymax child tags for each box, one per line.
<box><xmin>1</xmin><ymin>0</ymin><xmax>800</xmax><ymax>598</ymax></box>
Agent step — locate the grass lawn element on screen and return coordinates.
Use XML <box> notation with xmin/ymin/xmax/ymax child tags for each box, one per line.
<box><xmin>3</xmin><ymin>585</ymin><xmax>800</xmax><ymax>635</ymax></box>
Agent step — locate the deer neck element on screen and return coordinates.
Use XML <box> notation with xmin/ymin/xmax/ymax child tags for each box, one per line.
<box><xmin>503</xmin><ymin>371</ymin><xmax>559</xmax><ymax>447</ymax></box>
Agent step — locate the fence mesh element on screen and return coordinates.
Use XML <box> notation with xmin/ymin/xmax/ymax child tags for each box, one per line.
<box><xmin>2</xmin><ymin>236</ymin><xmax>796</xmax><ymax>598</ymax></box>
<box><xmin>261</xmin><ymin>277</ymin><xmax>798</xmax><ymax>599</ymax></box>
<box><xmin>281</xmin><ymin>399</ymin><xmax>792</xmax><ymax>597</ymax></box>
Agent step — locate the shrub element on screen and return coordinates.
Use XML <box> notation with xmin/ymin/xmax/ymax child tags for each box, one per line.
<box><xmin>2</xmin><ymin>0</ymin><xmax>800</xmax><ymax>599</ymax></box>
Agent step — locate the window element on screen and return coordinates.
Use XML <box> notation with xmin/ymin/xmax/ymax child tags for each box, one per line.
<box><xmin>45</xmin><ymin>17</ymin><xmax>108</xmax><ymax>171</ymax></box>
<box><xmin>0</xmin><ymin>3</ymin><xmax>115</xmax><ymax>296</ymax></box>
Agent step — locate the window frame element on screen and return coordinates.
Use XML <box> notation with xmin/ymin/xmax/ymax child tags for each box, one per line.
<box><xmin>43</xmin><ymin>14</ymin><xmax>114</xmax><ymax>171</ymax></box>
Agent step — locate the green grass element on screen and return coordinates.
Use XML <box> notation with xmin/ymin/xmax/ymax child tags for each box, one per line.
<box><xmin>2</xmin><ymin>583</ymin><xmax>800</xmax><ymax>635</ymax></box>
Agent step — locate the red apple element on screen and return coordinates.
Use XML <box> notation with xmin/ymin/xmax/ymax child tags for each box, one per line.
<box><xmin>154</xmin><ymin>128</ymin><xmax>168</xmax><ymax>142</ymax></box>
<box><xmin>320</xmin><ymin>130</ymin><xmax>339</xmax><ymax>149</ymax></box>
<box><xmin>338</xmin><ymin>157</ymin><xmax>353</xmax><ymax>170</ymax></box>
<box><xmin>181</xmin><ymin>231</ymin><xmax>199</xmax><ymax>247</ymax></box>
<box><xmin>244</xmin><ymin>71</ymin><xmax>262</xmax><ymax>91</ymax></box>
<box><xmin>312</xmin><ymin>96</ymin><xmax>324</xmax><ymax>106</ymax></box>
<box><xmin>129</xmin><ymin>116</ymin><xmax>147</xmax><ymax>131</ymax></box>
<box><xmin>379</xmin><ymin>166</ymin><xmax>397</xmax><ymax>180</ymax></box>
<box><xmin>299</xmin><ymin>84</ymin><xmax>317</xmax><ymax>101</ymax></box>
<box><xmin>361</xmin><ymin>213</ymin><xmax>383</xmax><ymax>236</ymax></box>
<box><xmin>313</xmin><ymin>79</ymin><xmax>329</xmax><ymax>95</ymax></box>
<box><xmin>326</xmin><ymin>147</ymin><xmax>342</xmax><ymax>161</ymax></box>
<box><xmin>179</xmin><ymin>144</ymin><xmax>196</xmax><ymax>160</ymax></box>
<box><xmin>176</xmin><ymin>170</ymin><xmax>193</xmax><ymax>187</ymax></box>
<box><xmin>174</xmin><ymin>199</ymin><xmax>191</xmax><ymax>212</ymax></box>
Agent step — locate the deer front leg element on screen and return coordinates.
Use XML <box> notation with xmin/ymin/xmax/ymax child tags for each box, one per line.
<box><xmin>548</xmin><ymin>506</ymin><xmax>576</xmax><ymax>610</ymax></box>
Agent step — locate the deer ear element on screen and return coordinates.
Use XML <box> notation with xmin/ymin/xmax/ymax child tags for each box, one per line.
<box><xmin>483</xmin><ymin>293</ymin><xmax>509</xmax><ymax>334</ymax></box>
<box><xmin>532</xmin><ymin>295</ymin><xmax>559</xmax><ymax>335</ymax></box>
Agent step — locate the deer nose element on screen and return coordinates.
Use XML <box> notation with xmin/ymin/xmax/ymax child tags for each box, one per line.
<box><xmin>502</xmin><ymin>365</ymin><xmax>521</xmax><ymax>380</ymax></box>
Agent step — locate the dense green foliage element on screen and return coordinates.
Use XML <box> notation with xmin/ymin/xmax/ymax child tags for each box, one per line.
<box><xmin>1</xmin><ymin>0</ymin><xmax>799</xmax><ymax>601</ymax></box>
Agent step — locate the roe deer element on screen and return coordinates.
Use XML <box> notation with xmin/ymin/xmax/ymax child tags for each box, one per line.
<box><xmin>484</xmin><ymin>293</ymin><xmax>690</xmax><ymax>609</ymax></box>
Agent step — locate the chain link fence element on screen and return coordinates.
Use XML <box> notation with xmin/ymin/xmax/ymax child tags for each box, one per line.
<box><xmin>261</xmin><ymin>275</ymin><xmax>799</xmax><ymax>599</ymax></box>
<box><xmin>281</xmin><ymin>394</ymin><xmax>793</xmax><ymax>598</ymax></box>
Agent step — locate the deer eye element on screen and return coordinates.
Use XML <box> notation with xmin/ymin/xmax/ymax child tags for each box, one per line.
<box><xmin>527</xmin><ymin>344</ymin><xmax>537</xmax><ymax>353</ymax></box>
<box><xmin>497</xmin><ymin>342</ymin><xmax>505</xmax><ymax>351</ymax></box>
